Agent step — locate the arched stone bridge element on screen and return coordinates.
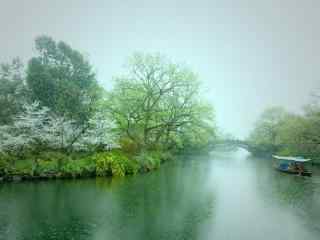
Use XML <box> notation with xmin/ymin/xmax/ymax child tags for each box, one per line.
<box><xmin>209</xmin><ymin>139</ymin><xmax>255</xmax><ymax>152</ymax></box>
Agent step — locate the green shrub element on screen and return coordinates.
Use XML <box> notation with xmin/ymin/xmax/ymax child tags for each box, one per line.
<box><xmin>119</xmin><ymin>137</ymin><xmax>140</xmax><ymax>154</ymax></box>
<box><xmin>0</xmin><ymin>149</ymin><xmax>169</xmax><ymax>179</ymax></box>
<box><xmin>31</xmin><ymin>151</ymin><xmax>69</xmax><ymax>173</ymax></box>
<box><xmin>38</xmin><ymin>151</ymin><xmax>68</xmax><ymax>162</ymax></box>
<box><xmin>124</xmin><ymin>157</ymin><xmax>140</xmax><ymax>175</ymax></box>
<box><xmin>0</xmin><ymin>157</ymin><xmax>10</xmax><ymax>176</ymax></box>
<box><xmin>61</xmin><ymin>160</ymin><xmax>83</xmax><ymax>177</ymax></box>
<box><xmin>10</xmin><ymin>159</ymin><xmax>34</xmax><ymax>175</ymax></box>
<box><xmin>78</xmin><ymin>156</ymin><xmax>96</xmax><ymax>175</ymax></box>
<box><xmin>37</xmin><ymin>159</ymin><xmax>59</xmax><ymax>174</ymax></box>
<box><xmin>135</xmin><ymin>151</ymin><xmax>161</xmax><ymax>171</ymax></box>
<box><xmin>94</xmin><ymin>151</ymin><xmax>138</xmax><ymax>177</ymax></box>
<box><xmin>60</xmin><ymin>156</ymin><xmax>96</xmax><ymax>177</ymax></box>
<box><xmin>95</xmin><ymin>153</ymin><xmax>111</xmax><ymax>176</ymax></box>
<box><xmin>157</xmin><ymin>151</ymin><xmax>174</xmax><ymax>162</ymax></box>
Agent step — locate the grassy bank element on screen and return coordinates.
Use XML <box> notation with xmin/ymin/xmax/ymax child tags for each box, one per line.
<box><xmin>0</xmin><ymin>150</ymin><xmax>174</xmax><ymax>182</ymax></box>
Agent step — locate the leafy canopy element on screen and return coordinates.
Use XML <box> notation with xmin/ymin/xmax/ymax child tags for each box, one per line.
<box><xmin>107</xmin><ymin>52</ymin><xmax>216</xmax><ymax>151</ymax></box>
<box><xmin>27</xmin><ymin>35</ymin><xmax>100</xmax><ymax>123</ymax></box>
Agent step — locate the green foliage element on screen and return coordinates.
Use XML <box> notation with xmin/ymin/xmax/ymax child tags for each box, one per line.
<box><xmin>134</xmin><ymin>150</ymin><xmax>173</xmax><ymax>171</ymax></box>
<box><xmin>119</xmin><ymin>137</ymin><xmax>140</xmax><ymax>154</ymax></box>
<box><xmin>60</xmin><ymin>155</ymin><xmax>96</xmax><ymax>177</ymax></box>
<box><xmin>158</xmin><ymin>151</ymin><xmax>174</xmax><ymax>162</ymax></box>
<box><xmin>1</xmin><ymin>44</ymin><xmax>218</xmax><ymax>180</ymax></box>
<box><xmin>28</xmin><ymin>152</ymin><xmax>68</xmax><ymax>176</ymax></box>
<box><xmin>37</xmin><ymin>159</ymin><xmax>60</xmax><ymax>174</ymax></box>
<box><xmin>176</xmin><ymin>120</ymin><xmax>216</xmax><ymax>152</ymax></box>
<box><xmin>94</xmin><ymin>151</ymin><xmax>139</xmax><ymax>177</ymax></box>
<box><xmin>10</xmin><ymin>159</ymin><xmax>34</xmax><ymax>175</ymax></box>
<box><xmin>276</xmin><ymin>148</ymin><xmax>293</xmax><ymax>157</ymax></box>
<box><xmin>60</xmin><ymin>160</ymin><xmax>83</xmax><ymax>177</ymax></box>
<box><xmin>26</xmin><ymin>35</ymin><xmax>100</xmax><ymax>123</ymax></box>
<box><xmin>248</xmin><ymin>107</ymin><xmax>289</xmax><ymax>146</ymax></box>
<box><xmin>1</xmin><ymin>151</ymin><xmax>98</xmax><ymax>178</ymax></box>
<box><xmin>106</xmin><ymin>53</ymin><xmax>216</xmax><ymax>152</ymax></box>
<box><xmin>276</xmin><ymin>109</ymin><xmax>320</xmax><ymax>160</ymax></box>
<box><xmin>248</xmin><ymin>107</ymin><xmax>290</xmax><ymax>155</ymax></box>
<box><xmin>249</xmin><ymin>101</ymin><xmax>320</xmax><ymax>161</ymax></box>
<box><xmin>0</xmin><ymin>157</ymin><xmax>10</xmax><ymax>176</ymax></box>
<box><xmin>37</xmin><ymin>151</ymin><xmax>68</xmax><ymax>163</ymax></box>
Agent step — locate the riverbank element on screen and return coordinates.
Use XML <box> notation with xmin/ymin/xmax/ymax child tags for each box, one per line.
<box><xmin>0</xmin><ymin>149</ymin><xmax>174</xmax><ymax>183</ymax></box>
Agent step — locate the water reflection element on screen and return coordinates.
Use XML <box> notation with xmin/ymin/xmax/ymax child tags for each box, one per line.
<box><xmin>0</xmin><ymin>154</ymin><xmax>216</xmax><ymax>240</ymax></box>
<box><xmin>0</xmin><ymin>150</ymin><xmax>319</xmax><ymax>240</ymax></box>
<box><xmin>250</xmin><ymin>154</ymin><xmax>320</xmax><ymax>233</ymax></box>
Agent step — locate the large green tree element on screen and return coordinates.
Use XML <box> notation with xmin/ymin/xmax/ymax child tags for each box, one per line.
<box><xmin>107</xmin><ymin>53</ymin><xmax>216</xmax><ymax>151</ymax></box>
<box><xmin>26</xmin><ymin>36</ymin><xmax>100</xmax><ymax>124</ymax></box>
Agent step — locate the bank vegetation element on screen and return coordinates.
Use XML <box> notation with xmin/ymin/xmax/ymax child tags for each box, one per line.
<box><xmin>0</xmin><ymin>36</ymin><xmax>216</xmax><ymax>181</ymax></box>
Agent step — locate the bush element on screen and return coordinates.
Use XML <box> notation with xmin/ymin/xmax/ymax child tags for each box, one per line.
<box><xmin>61</xmin><ymin>160</ymin><xmax>83</xmax><ymax>177</ymax></box>
<box><xmin>0</xmin><ymin>157</ymin><xmax>10</xmax><ymax>176</ymax></box>
<box><xmin>134</xmin><ymin>151</ymin><xmax>161</xmax><ymax>171</ymax></box>
<box><xmin>158</xmin><ymin>151</ymin><xmax>174</xmax><ymax>162</ymax></box>
<box><xmin>38</xmin><ymin>151</ymin><xmax>68</xmax><ymax>162</ymax></box>
<box><xmin>60</xmin><ymin>156</ymin><xmax>96</xmax><ymax>177</ymax></box>
<box><xmin>94</xmin><ymin>151</ymin><xmax>139</xmax><ymax>177</ymax></box>
<box><xmin>10</xmin><ymin>159</ymin><xmax>34</xmax><ymax>175</ymax></box>
<box><xmin>119</xmin><ymin>137</ymin><xmax>140</xmax><ymax>154</ymax></box>
<box><xmin>37</xmin><ymin>159</ymin><xmax>59</xmax><ymax>175</ymax></box>
<box><xmin>0</xmin><ymin>148</ymin><xmax>171</xmax><ymax>180</ymax></box>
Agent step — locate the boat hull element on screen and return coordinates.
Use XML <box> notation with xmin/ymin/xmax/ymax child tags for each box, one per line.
<box><xmin>275</xmin><ymin>167</ymin><xmax>312</xmax><ymax>177</ymax></box>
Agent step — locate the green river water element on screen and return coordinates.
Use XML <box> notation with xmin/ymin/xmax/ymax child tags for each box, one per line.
<box><xmin>0</xmin><ymin>149</ymin><xmax>319</xmax><ymax>240</ymax></box>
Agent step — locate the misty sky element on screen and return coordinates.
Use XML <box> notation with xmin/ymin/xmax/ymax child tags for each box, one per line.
<box><xmin>1</xmin><ymin>0</ymin><xmax>320</xmax><ymax>138</ymax></box>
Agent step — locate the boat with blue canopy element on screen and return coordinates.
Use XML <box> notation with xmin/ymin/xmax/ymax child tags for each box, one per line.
<box><xmin>272</xmin><ymin>155</ymin><xmax>312</xmax><ymax>177</ymax></box>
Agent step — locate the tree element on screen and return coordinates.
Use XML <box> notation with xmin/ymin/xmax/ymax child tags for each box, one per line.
<box><xmin>26</xmin><ymin>35</ymin><xmax>100</xmax><ymax>124</ymax></box>
<box><xmin>78</xmin><ymin>111</ymin><xmax>118</xmax><ymax>151</ymax></box>
<box><xmin>0</xmin><ymin>58</ymin><xmax>27</xmax><ymax>125</ymax></box>
<box><xmin>248</xmin><ymin>107</ymin><xmax>289</xmax><ymax>153</ymax></box>
<box><xmin>248</xmin><ymin>101</ymin><xmax>320</xmax><ymax>159</ymax></box>
<box><xmin>107</xmin><ymin>52</ymin><xmax>216</xmax><ymax>151</ymax></box>
<box><xmin>0</xmin><ymin>102</ymin><xmax>50</xmax><ymax>155</ymax></box>
<box><xmin>276</xmin><ymin>114</ymin><xmax>312</xmax><ymax>156</ymax></box>
<box><xmin>276</xmin><ymin>98</ymin><xmax>320</xmax><ymax>158</ymax></box>
<box><xmin>0</xmin><ymin>102</ymin><xmax>117</xmax><ymax>155</ymax></box>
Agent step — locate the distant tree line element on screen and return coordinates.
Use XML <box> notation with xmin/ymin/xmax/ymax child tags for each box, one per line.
<box><xmin>247</xmin><ymin>101</ymin><xmax>320</xmax><ymax>162</ymax></box>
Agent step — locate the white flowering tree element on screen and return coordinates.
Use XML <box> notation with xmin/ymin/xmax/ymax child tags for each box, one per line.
<box><xmin>0</xmin><ymin>102</ymin><xmax>50</xmax><ymax>155</ymax></box>
<box><xmin>78</xmin><ymin>112</ymin><xmax>119</xmax><ymax>151</ymax></box>
<box><xmin>0</xmin><ymin>102</ymin><xmax>117</xmax><ymax>155</ymax></box>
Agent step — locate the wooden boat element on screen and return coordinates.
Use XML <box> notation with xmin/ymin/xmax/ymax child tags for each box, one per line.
<box><xmin>272</xmin><ymin>155</ymin><xmax>312</xmax><ymax>177</ymax></box>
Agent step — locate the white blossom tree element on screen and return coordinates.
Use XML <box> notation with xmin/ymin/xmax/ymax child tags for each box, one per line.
<box><xmin>0</xmin><ymin>102</ymin><xmax>50</xmax><ymax>155</ymax></box>
<box><xmin>0</xmin><ymin>102</ymin><xmax>117</xmax><ymax>155</ymax></box>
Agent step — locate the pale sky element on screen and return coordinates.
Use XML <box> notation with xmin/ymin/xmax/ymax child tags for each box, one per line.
<box><xmin>1</xmin><ymin>0</ymin><xmax>319</xmax><ymax>138</ymax></box>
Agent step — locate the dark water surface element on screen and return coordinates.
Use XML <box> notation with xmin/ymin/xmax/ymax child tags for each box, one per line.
<box><xmin>0</xmin><ymin>150</ymin><xmax>320</xmax><ymax>240</ymax></box>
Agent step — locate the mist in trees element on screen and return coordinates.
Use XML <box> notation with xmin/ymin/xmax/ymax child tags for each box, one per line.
<box><xmin>247</xmin><ymin>98</ymin><xmax>320</xmax><ymax>160</ymax></box>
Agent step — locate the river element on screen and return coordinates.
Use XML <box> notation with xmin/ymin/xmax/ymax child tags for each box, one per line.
<box><xmin>0</xmin><ymin>149</ymin><xmax>319</xmax><ymax>240</ymax></box>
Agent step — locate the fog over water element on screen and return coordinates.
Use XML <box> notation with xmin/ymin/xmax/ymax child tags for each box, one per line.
<box><xmin>1</xmin><ymin>0</ymin><xmax>319</xmax><ymax>138</ymax></box>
